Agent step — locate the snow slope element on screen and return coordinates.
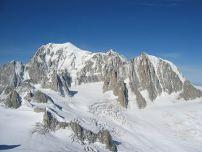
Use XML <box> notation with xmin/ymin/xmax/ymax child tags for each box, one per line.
<box><xmin>1</xmin><ymin>83</ymin><xmax>202</xmax><ymax>152</ymax></box>
<box><xmin>28</xmin><ymin>42</ymin><xmax>127</xmax><ymax>83</ymax></box>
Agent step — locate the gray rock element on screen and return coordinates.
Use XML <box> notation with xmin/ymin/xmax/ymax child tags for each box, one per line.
<box><xmin>34</xmin><ymin>107</ymin><xmax>46</xmax><ymax>113</ymax></box>
<box><xmin>103</xmin><ymin>70</ymin><xmax>118</xmax><ymax>93</ymax></box>
<box><xmin>70</xmin><ymin>121</ymin><xmax>97</xmax><ymax>143</ymax></box>
<box><xmin>179</xmin><ymin>81</ymin><xmax>202</xmax><ymax>100</ymax></box>
<box><xmin>40</xmin><ymin>70</ymin><xmax>72</xmax><ymax>96</ymax></box>
<box><xmin>130</xmin><ymin>82</ymin><xmax>147</xmax><ymax>109</ymax></box>
<box><xmin>43</xmin><ymin>110</ymin><xmax>59</xmax><ymax>130</ymax></box>
<box><xmin>26</xmin><ymin>47</ymin><xmax>49</xmax><ymax>84</ymax></box>
<box><xmin>17</xmin><ymin>81</ymin><xmax>35</xmax><ymax>95</ymax></box>
<box><xmin>116</xmin><ymin>81</ymin><xmax>128</xmax><ymax>108</ymax></box>
<box><xmin>98</xmin><ymin>130</ymin><xmax>117</xmax><ymax>152</ymax></box>
<box><xmin>5</xmin><ymin>90</ymin><xmax>21</xmax><ymax>108</ymax></box>
<box><xmin>4</xmin><ymin>86</ymin><xmax>13</xmax><ymax>94</ymax></box>
<box><xmin>26</xmin><ymin>92</ymin><xmax>33</xmax><ymax>102</ymax></box>
<box><xmin>70</xmin><ymin>121</ymin><xmax>84</xmax><ymax>140</ymax></box>
<box><xmin>77</xmin><ymin>50</ymin><xmax>128</xmax><ymax>85</ymax></box>
<box><xmin>69</xmin><ymin>121</ymin><xmax>117</xmax><ymax>151</ymax></box>
<box><xmin>157</xmin><ymin>60</ymin><xmax>183</xmax><ymax>94</ymax></box>
<box><xmin>0</xmin><ymin>61</ymin><xmax>24</xmax><ymax>93</ymax></box>
<box><xmin>43</xmin><ymin>106</ymin><xmax>118</xmax><ymax>151</ymax></box>
<box><xmin>59</xmin><ymin>122</ymin><xmax>69</xmax><ymax>129</ymax></box>
<box><xmin>128</xmin><ymin>53</ymin><xmax>201</xmax><ymax>108</ymax></box>
<box><xmin>129</xmin><ymin>53</ymin><xmax>162</xmax><ymax>101</ymax></box>
<box><xmin>33</xmin><ymin>90</ymin><xmax>52</xmax><ymax>103</ymax></box>
<box><xmin>103</xmin><ymin>69</ymin><xmax>128</xmax><ymax>108</ymax></box>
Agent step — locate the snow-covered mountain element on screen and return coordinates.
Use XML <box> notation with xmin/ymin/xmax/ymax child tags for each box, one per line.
<box><xmin>0</xmin><ymin>42</ymin><xmax>202</xmax><ymax>152</ymax></box>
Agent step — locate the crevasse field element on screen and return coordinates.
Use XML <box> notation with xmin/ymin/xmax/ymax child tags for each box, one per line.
<box><xmin>1</xmin><ymin>83</ymin><xmax>202</xmax><ymax>152</ymax></box>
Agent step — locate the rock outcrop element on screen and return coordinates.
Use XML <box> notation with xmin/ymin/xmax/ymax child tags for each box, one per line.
<box><xmin>76</xmin><ymin>50</ymin><xmax>128</xmax><ymax>85</ymax></box>
<box><xmin>42</xmin><ymin>110</ymin><xmax>117</xmax><ymax>152</ymax></box>
<box><xmin>70</xmin><ymin>121</ymin><xmax>97</xmax><ymax>143</ymax></box>
<box><xmin>43</xmin><ymin>110</ymin><xmax>59</xmax><ymax>130</ymax></box>
<box><xmin>0</xmin><ymin>61</ymin><xmax>24</xmax><ymax>93</ymax></box>
<box><xmin>129</xmin><ymin>53</ymin><xmax>202</xmax><ymax>108</ymax></box>
<box><xmin>130</xmin><ymin>82</ymin><xmax>147</xmax><ymax>109</ymax></box>
<box><xmin>33</xmin><ymin>90</ymin><xmax>52</xmax><ymax>103</ymax></box>
<box><xmin>157</xmin><ymin>60</ymin><xmax>183</xmax><ymax>94</ymax></box>
<box><xmin>70</xmin><ymin>121</ymin><xmax>117</xmax><ymax>152</ymax></box>
<box><xmin>103</xmin><ymin>70</ymin><xmax>118</xmax><ymax>93</ymax></box>
<box><xmin>46</xmin><ymin>70</ymin><xmax>71</xmax><ymax>96</ymax></box>
<box><xmin>129</xmin><ymin>53</ymin><xmax>162</xmax><ymax>101</ymax></box>
<box><xmin>97</xmin><ymin>130</ymin><xmax>117</xmax><ymax>152</ymax></box>
<box><xmin>3</xmin><ymin>86</ymin><xmax>13</xmax><ymax>95</ymax></box>
<box><xmin>179</xmin><ymin>80</ymin><xmax>202</xmax><ymax>100</ymax></box>
<box><xmin>103</xmin><ymin>69</ymin><xmax>128</xmax><ymax>108</ymax></box>
<box><xmin>116</xmin><ymin>81</ymin><xmax>128</xmax><ymax>108</ymax></box>
<box><xmin>5</xmin><ymin>90</ymin><xmax>21</xmax><ymax>108</ymax></box>
<box><xmin>26</xmin><ymin>46</ymin><xmax>49</xmax><ymax>84</ymax></box>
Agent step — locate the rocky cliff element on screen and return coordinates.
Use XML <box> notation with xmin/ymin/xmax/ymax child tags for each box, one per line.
<box><xmin>129</xmin><ymin>53</ymin><xmax>202</xmax><ymax>106</ymax></box>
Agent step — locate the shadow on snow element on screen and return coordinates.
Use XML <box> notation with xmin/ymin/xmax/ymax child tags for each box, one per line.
<box><xmin>0</xmin><ymin>144</ymin><xmax>20</xmax><ymax>150</ymax></box>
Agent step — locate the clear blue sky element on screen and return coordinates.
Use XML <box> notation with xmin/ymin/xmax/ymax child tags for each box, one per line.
<box><xmin>0</xmin><ymin>0</ymin><xmax>202</xmax><ymax>84</ymax></box>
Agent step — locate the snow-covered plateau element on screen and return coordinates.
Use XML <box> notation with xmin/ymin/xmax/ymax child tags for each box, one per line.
<box><xmin>0</xmin><ymin>42</ymin><xmax>202</xmax><ymax>152</ymax></box>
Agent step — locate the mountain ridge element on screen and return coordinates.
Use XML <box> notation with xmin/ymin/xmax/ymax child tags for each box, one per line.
<box><xmin>0</xmin><ymin>42</ymin><xmax>201</xmax><ymax>105</ymax></box>
<box><xmin>0</xmin><ymin>42</ymin><xmax>202</xmax><ymax>152</ymax></box>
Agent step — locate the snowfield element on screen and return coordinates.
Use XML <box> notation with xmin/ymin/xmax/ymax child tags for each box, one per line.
<box><xmin>0</xmin><ymin>83</ymin><xmax>202</xmax><ymax>152</ymax></box>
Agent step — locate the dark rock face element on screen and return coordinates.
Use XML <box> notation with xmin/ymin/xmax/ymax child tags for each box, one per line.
<box><xmin>129</xmin><ymin>53</ymin><xmax>202</xmax><ymax>108</ymax></box>
<box><xmin>26</xmin><ymin>47</ymin><xmax>49</xmax><ymax>84</ymax></box>
<box><xmin>33</xmin><ymin>90</ymin><xmax>51</xmax><ymax>103</ymax></box>
<box><xmin>26</xmin><ymin>46</ymin><xmax>72</xmax><ymax>97</ymax></box>
<box><xmin>98</xmin><ymin>130</ymin><xmax>117</xmax><ymax>152</ymax></box>
<box><xmin>17</xmin><ymin>82</ymin><xmax>35</xmax><ymax>102</ymax></box>
<box><xmin>43</xmin><ymin>111</ymin><xmax>59</xmax><ymax>130</ymax></box>
<box><xmin>103</xmin><ymin>70</ymin><xmax>128</xmax><ymax>108</ymax></box>
<box><xmin>77</xmin><ymin>50</ymin><xmax>128</xmax><ymax>85</ymax></box>
<box><xmin>59</xmin><ymin>122</ymin><xmax>69</xmax><ymax>129</ymax></box>
<box><xmin>129</xmin><ymin>53</ymin><xmax>162</xmax><ymax>101</ymax></box>
<box><xmin>0</xmin><ymin>61</ymin><xmax>24</xmax><ymax>93</ymax></box>
<box><xmin>179</xmin><ymin>81</ymin><xmax>202</xmax><ymax>100</ymax></box>
<box><xmin>4</xmin><ymin>86</ymin><xmax>13</xmax><ymax>95</ymax></box>
<box><xmin>47</xmin><ymin>70</ymin><xmax>71</xmax><ymax>96</ymax></box>
<box><xmin>103</xmin><ymin>70</ymin><xmax>118</xmax><ymax>93</ymax></box>
<box><xmin>116</xmin><ymin>81</ymin><xmax>128</xmax><ymax>108</ymax></box>
<box><xmin>43</xmin><ymin>112</ymin><xmax>118</xmax><ymax>152</ymax></box>
<box><xmin>70</xmin><ymin>121</ymin><xmax>84</xmax><ymax>140</ymax></box>
<box><xmin>34</xmin><ymin>107</ymin><xmax>46</xmax><ymax>113</ymax></box>
<box><xmin>70</xmin><ymin>121</ymin><xmax>117</xmax><ymax>152</ymax></box>
<box><xmin>157</xmin><ymin>60</ymin><xmax>183</xmax><ymax>94</ymax></box>
<box><xmin>5</xmin><ymin>90</ymin><xmax>21</xmax><ymax>109</ymax></box>
<box><xmin>70</xmin><ymin>121</ymin><xmax>97</xmax><ymax>143</ymax></box>
<box><xmin>28</xmin><ymin>54</ymin><xmax>72</xmax><ymax>96</ymax></box>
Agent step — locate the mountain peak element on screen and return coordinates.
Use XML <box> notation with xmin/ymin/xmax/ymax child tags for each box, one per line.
<box><xmin>140</xmin><ymin>51</ymin><xmax>147</xmax><ymax>56</ymax></box>
<box><xmin>44</xmin><ymin>42</ymin><xmax>81</xmax><ymax>51</ymax></box>
<box><xmin>106</xmin><ymin>49</ymin><xmax>119</xmax><ymax>55</ymax></box>
<box><xmin>60</xmin><ymin>42</ymin><xmax>80</xmax><ymax>49</ymax></box>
